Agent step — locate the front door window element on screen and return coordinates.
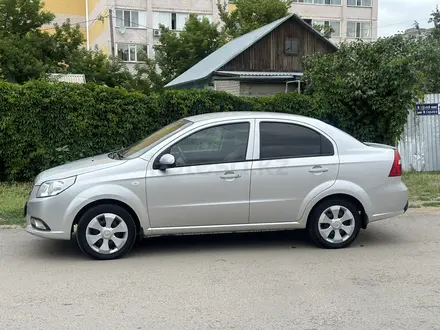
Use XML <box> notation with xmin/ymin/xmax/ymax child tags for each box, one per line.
<box><xmin>169</xmin><ymin>122</ymin><xmax>250</xmax><ymax>167</ymax></box>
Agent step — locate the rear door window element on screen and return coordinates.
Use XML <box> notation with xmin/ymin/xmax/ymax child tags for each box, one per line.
<box><xmin>259</xmin><ymin>122</ymin><xmax>334</xmax><ymax>160</ymax></box>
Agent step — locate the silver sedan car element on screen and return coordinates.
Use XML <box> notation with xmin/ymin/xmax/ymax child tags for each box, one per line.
<box><xmin>25</xmin><ymin>112</ymin><xmax>408</xmax><ymax>259</ymax></box>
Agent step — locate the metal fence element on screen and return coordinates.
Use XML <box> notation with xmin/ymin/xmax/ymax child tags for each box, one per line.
<box><xmin>398</xmin><ymin>94</ymin><xmax>440</xmax><ymax>172</ymax></box>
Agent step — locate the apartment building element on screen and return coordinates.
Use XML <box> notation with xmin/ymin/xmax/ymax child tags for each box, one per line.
<box><xmin>43</xmin><ymin>0</ymin><xmax>377</xmax><ymax>68</ymax></box>
<box><xmin>43</xmin><ymin>0</ymin><xmax>219</xmax><ymax>70</ymax></box>
<box><xmin>289</xmin><ymin>0</ymin><xmax>378</xmax><ymax>43</ymax></box>
<box><xmin>228</xmin><ymin>0</ymin><xmax>378</xmax><ymax>43</ymax></box>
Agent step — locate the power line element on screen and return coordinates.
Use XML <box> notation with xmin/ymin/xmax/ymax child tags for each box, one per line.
<box><xmin>40</xmin><ymin>13</ymin><xmax>110</xmax><ymax>31</ymax></box>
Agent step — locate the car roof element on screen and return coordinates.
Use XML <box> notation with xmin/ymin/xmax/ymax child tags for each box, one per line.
<box><xmin>186</xmin><ymin>111</ymin><xmax>310</xmax><ymax>123</ymax></box>
<box><xmin>185</xmin><ymin>112</ymin><xmax>366</xmax><ymax>152</ymax></box>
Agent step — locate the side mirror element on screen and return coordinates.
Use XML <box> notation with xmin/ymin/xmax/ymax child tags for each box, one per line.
<box><xmin>158</xmin><ymin>153</ymin><xmax>175</xmax><ymax>170</ymax></box>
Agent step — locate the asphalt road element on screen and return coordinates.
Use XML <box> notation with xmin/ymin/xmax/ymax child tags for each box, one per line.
<box><xmin>1</xmin><ymin>209</ymin><xmax>440</xmax><ymax>330</ymax></box>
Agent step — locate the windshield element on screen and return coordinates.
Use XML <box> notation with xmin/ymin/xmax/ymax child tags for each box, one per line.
<box><xmin>122</xmin><ymin>119</ymin><xmax>192</xmax><ymax>159</ymax></box>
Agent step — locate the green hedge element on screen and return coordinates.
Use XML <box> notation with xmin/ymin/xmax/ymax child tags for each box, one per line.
<box><xmin>0</xmin><ymin>81</ymin><xmax>397</xmax><ymax>181</ymax></box>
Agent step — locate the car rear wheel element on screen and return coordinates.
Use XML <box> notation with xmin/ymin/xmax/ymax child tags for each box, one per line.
<box><xmin>76</xmin><ymin>204</ymin><xmax>137</xmax><ymax>260</ymax></box>
<box><xmin>308</xmin><ymin>199</ymin><xmax>361</xmax><ymax>249</ymax></box>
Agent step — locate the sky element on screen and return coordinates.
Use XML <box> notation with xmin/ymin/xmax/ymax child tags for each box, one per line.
<box><xmin>379</xmin><ymin>0</ymin><xmax>439</xmax><ymax>37</ymax></box>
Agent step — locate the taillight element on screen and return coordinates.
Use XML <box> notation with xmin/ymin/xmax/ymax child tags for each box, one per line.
<box><xmin>389</xmin><ymin>149</ymin><xmax>402</xmax><ymax>177</ymax></box>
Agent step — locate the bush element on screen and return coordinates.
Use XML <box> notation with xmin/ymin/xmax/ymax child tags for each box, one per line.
<box><xmin>0</xmin><ymin>81</ymin><xmax>405</xmax><ymax>181</ymax></box>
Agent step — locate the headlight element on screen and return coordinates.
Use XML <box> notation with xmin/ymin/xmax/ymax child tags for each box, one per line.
<box><xmin>37</xmin><ymin>177</ymin><xmax>76</xmax><ymax>198</ymax></box>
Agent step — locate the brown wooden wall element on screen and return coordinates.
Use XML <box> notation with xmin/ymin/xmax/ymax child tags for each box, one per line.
<box><xmin>219</xmin><ymin>19</ymin><xmax>336</xmax><ymax>72</ymax></box>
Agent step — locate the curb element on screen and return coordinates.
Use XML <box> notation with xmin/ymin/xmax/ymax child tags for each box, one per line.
<box><xmin>0</xmin><ymin>225</ymin><xmax>23</xmax><ymax>229</ymax></box>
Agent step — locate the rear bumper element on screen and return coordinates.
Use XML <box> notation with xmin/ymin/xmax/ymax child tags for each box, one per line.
<box><xmin>370</xmin><ymin>200</ymin><xmax>409</xmax><ymax>223</ymax></box>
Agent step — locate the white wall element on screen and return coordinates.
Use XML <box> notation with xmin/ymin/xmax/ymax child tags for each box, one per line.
<box><xmin>151</xmin><ymin>0</ymin><xmax>217</xmax><ymax>14</ymax></box>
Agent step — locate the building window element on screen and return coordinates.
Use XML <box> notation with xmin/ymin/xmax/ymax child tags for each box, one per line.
<box><xmin>292</xmin><ymin>0</ymin><xmax>342</xmax><ymax>5</ymax></box>
<box><xmin>313</xmin><ymin>20</ymin><xmax>341</xmax><ymax>37</ymax></box>
<box><xmin>153</xmin><ymin>12</ymin><xmax>213</xmax><ymax>31</ymax></box>
<box><xmin>116</xmin><ymin>44</ymin><xmax>148</xmax><ymax>62</ymax></box>
<box><xmin>284</xmin><ymin>39</ymin><xmax>299</xmax><ymax>55</ymax></box>
<box><xmin>171</xmin><ymin>13</ymin><xmax>177</xmax><ymax>30</ymax></box>
<box><xmin>115</xmin><ymin>9</ymin><xmax>146</xmax><ymax>28</ymax></box>
<box><xmin>347</xmin><ymin>0</ymin><xmax>372</xmax><ymax>6</ymax></box>
<box><xmin>347</xmin><ymin>21</ymin><xmax>371</xmax><ymax>38</ymax></box>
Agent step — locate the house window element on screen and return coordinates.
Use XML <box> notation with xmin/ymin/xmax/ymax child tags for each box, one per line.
<box><xmin>116</xmin><ymin>44</ymin><xmax>148</xmax><ymax>62</ymax></box>
<box><xmin>347</xmin><ymin>21</ymin><xmax>371</xmax><ymax>38</ymax></box>
<box><xmin>284</xmin><ymin>39</ymin><xmax>299</xmax><ymax>55</ymax></box>
<box><xmin>347</xmin><ymin>0</ymin><xmax>372</xmax><ymax>6</ymax></box>
<box><xmin>292</xmin><ymin>0</ymin><xmax>342</xmax><ymax>4</ymax></box>
<box><xmin>115</xmin><ymin>9</ymin><xmax>146</xmax><ymax>28</ymax></box>
<box><xmin>313</xmin><ymin>20</ymin><xmax>341</xmax><ymax>37</ymax></box>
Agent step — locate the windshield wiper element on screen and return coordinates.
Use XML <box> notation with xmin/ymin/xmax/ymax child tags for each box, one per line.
<box><xmin>108</xmin><ymin>149</ymin><xmax>124</xmax><ymax>160</ymax></box>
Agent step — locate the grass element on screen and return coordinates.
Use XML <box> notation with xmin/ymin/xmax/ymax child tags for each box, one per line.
<box><xmin>0</xmin><ymin>172</ymin><xmax>439</xmax><ymax>227</ymax></box>
<box><xmin>0</xmin><ymin>183</ymin><xmax>32</xmax><ymax>226</ymax></box>
<box><xmin>402</xmin><ymin>172</ymin><xmax>440</xmax><ymax>208</ymax></box>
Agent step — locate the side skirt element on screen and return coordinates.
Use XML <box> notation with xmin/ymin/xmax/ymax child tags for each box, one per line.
<box><xmin>145</xmin><ymin>221</ymin><xmax>305</xmax><ymax>237</ymax></box>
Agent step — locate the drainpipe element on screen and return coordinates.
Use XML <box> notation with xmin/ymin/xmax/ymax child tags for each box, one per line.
<box><xmin>85</xmin><ymin>0</ymin><xmax>90</xmax><ymax>49</ymax></box>
<box><xmin>285</xmin><ymin>80</ymin><xmax>301</xmax><ymax>94</ymax></box>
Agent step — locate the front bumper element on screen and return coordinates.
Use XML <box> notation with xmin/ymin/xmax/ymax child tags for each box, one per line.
<box><xmin>24</xmin><ymin>187</ymin><xmax>87</xmax><ymax>241</ymax></box>
<box><xmin>25</xmin><ymin>225</ymin><xmax>70</xmax><ymax>240</ymax></box>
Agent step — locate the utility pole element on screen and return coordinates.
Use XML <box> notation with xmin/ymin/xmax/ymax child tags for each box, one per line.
<box><xmin>108</xmin><ymin>8</ymin><xmax>115</xmax><ymax>57</ymax></box>
<box><xmin>85</xmin><ymin>0</ymin><xmax>90</xmax><ymax>49</ymax></box>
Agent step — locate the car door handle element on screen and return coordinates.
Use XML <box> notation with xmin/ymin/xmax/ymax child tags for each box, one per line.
<box><xmin>220</xmin><ymin>171</ymin><xmax>241</xmax><ymax>180</ymax></box>
<box><xmin>309</xmin><ymin>166</ymin><xmax>329</xmax><ymax>173</ymax></box>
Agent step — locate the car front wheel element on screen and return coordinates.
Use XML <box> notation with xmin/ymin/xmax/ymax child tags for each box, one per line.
<box><xmin>76</xmin><ymin>204</ymin><xmax>137</xmax><ymax>260</ymax></box>
<box><xmin>308</xmin><ymin>199</ymin><xmax>361</xmax><ymax>249</ymax></box>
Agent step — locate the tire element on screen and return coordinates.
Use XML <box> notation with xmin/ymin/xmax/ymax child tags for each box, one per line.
<box><xmin>76</xmin><ymin>204</ymin><xmax>137</xmax><ymax>260</ymax></box>
<box><xmin>307</xmin><ymin>199</ymin><xmax>361</xmax><ymax>249</ymax></box>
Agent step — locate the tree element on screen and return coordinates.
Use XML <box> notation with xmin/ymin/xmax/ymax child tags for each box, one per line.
<box><xmin>151</xmin><ymin>14</ymin><xmax>225</xmax><ymax>84</ymax></box>
<box><xmin>0</xmin><ymin>0</ymin><xmax>137</xmax><ymax>89</ymax></box>
<box><xmin>312</xmin><ymin>23</ymin><xmax>335</xmax><ymax>39</ymax></box>
<box><xmin>133</xmin><ymin>51</ymin><xmax>165</xmax><ymax>93</ymax></box>
<box><xmin>62</xmin><ymin>47</ymin><xmax>135</xmax><ymax>89</ymax></box>
<box><xmin>303</xmin><ymin>35</ymin><xmax>423</xmax><ymax>145</ymax></box>
<box><xmin>414</xmin><ymin>6</ymin><xmax>440</xmax><ymax>92</ymax></box>
<box><xmin>0</xmin><ymin>0</ymin><xmax>54</xmax><ymax>36</ymax></box>
<box><xmin>0</xmin><ymin>0</ymin><xmax>85</xmax><ymax>83</ymax></box>
<box><xmin>218</xmin><ymin>0</ymin><xmax>292</xmax><ymax>39</ymax></box>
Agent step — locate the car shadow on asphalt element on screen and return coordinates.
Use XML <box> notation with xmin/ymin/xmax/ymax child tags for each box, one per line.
<box><xmin>129</xmin><ymin>226</ymin><xmax>400</xmax><ymax>257</ymax></box>
<box><xmin>132</xmin><ymin>230</ymin><xmax>312</xmax><ymax>256</ymax></box>
<box><xmin>32</xmin><ymin>226</ymin><xmax>400</xmax><ymax>260</ymax></box>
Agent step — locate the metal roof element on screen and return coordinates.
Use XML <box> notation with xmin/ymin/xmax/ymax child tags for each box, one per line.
<box><xmin>165</xmin><ymin>14</ymin><xmax>336</xmax><ymax>89</ymax></box>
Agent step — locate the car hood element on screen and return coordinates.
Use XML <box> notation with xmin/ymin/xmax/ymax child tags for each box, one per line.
<box><xmin>34</xmin><ymin>153</ymin><xmax>126</xmax><ymax>185</ymax></box>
